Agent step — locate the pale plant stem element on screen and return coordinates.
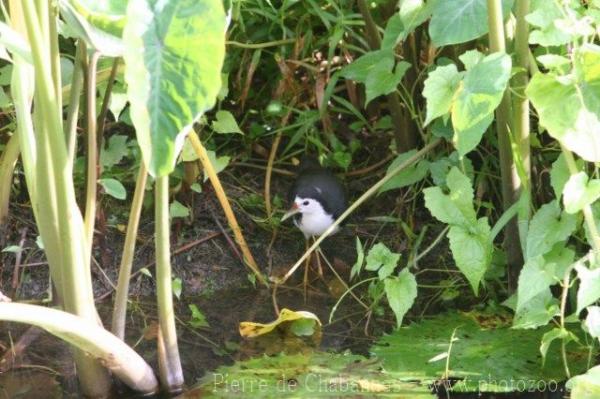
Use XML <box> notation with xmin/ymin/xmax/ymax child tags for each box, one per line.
<box><xmin>112</xmin><ymin>163</ymin><xmax>148</xmax><ymax>340</ymax></box>
<box><xmin>84</xmin><ymin>51</ymin><xmax>100</xmax><ymax>258</ymax></box>
<box><xmin>155</xmin><ymin>175</ymin><xmax>184</xmax><ymax>390</ymax></box>
<box><xmin>65</xmin><ymin>41</ymin><xmax>85</xmax><ymax>165</ymax></box>
<box><xmin>21</xmin><ymin>0</ymin><xmax>111</xmax><ymax>394</ymax></box>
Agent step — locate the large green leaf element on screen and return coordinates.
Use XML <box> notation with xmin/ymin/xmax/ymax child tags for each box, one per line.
<box><xmin>59</xmin><ymin>0</ymin><xmax>124</xmax><ymax>56</ymax></box>
<box><xmin>429</xmin><ymin>0</ymin><xmax>514</xmax><ymax>47</ymax></box>
<box><xmin>397</xmin><ymin>0</ymin><xmax>432</xmax><ymax>41</ymax></box>
<box><xmin>123</xmin><ymin>0</ymin><xmax>226</xmax><ymax>177</ymax></box>
<box><xmin>371</xmin><ymin>312</ymin><xmax>594</xmax><ymax>392</ymax></box>
<box><xmin>575</xmin><ymin>264</ymin><xmax>600</xmax><ymax>314</ymax></box>
<box><xmin>516</xmin><ymin>256</ymin><xmax>556</xmax><ymax>313</ymax></box>
<box><xmin>187</xmin><ymin>352</ymin><xmax>434</xmax><ymax>398</ymax></box>
<box><xmin>527</xmin><ymin>45</ymin><xmax>600</xmax><ymax>162</ymax></box>
<box><xmin>550</xmin><ymin>153</ymin><xmax>584</xmax><ymax>199</ymax></box>
<box><xmin>422</xmin><ymin>64</ymin><xmax>462</xmax><ymax>126</ymax></box>
<box><xmin>512</xmin><ymin>290</ymin><xmax>560</xmax><ymax>329</ymax></box>
<box><xmin>384</xmin><ymin>269</ymin><xmax>418</xmax><ymax>328</ymax></box>
<box><xmin>423</xmin><ymin>167</ymin><xmax>476</xmax><ymax>226</ymax></box>
<box><xmin>526</xmin><ymin>0</ymin><xmax>575</xmax><ymax>46</ymax></box>
<box><xmin>452</xmin><ymin>52</ymin><xmax>512</xmax><ymax>156</ymax></box>
<box><xmin>563</xmin><ymin>172</ymin><xmax>600</xmax><ymax>214</ymax></box>
<box><xmin>525</xmin><ymin>201</ymin><xmax>577</xmax><ymax>259</ymax></box>
<box><xmin>567</xmin><ymin>366</ymin><xmax>600</xmax><ymax>399</ymax></box>
<box><xmin>447</xmin><ymin>218</ymin><xmax>491</xmax><ymax>295</ymax></box>
<box><xmin>365</xmin><ymin>242</ymin><xmax>400</xmax><ymax>280</ymax></box>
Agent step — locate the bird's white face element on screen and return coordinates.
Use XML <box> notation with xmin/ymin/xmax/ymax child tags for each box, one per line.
<box><xmin>293</xmin><ymin>197</ymin><xmax>323</xmax><ymax>215</ymax></box>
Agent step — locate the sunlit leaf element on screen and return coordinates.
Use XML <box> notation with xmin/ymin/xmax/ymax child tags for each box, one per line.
<box><xmin>429</xmin><ymin>0</ymin><xmax>513</xmax><ymax>47</ymax></box>
<box><xmin>566</xmin><ymin>365</ymin><xmax>600</xmax><ymax>399</ymax></box>
<box><xmin>527</xmin><ymin>45</ymin><xmax>600</xmax><ymax>162</ymax></box>
<box><xmin>575</xmin><ymin>264</ymin><xmax>600</xmax><ymax>314</ymax></box>
<box><xmin>563</xmin><ymin>172</ymin><xmax>600</xmax><ymax>214</ymax></box>
<box><xmin>365</xmin><ymin>243</ymin><xmax>400</xmax><ymax>280</ymax></box>
<box><xmin>423</xmin><ymin>64</ymin><xmax>462</xmax><ymax>126</ymax></box>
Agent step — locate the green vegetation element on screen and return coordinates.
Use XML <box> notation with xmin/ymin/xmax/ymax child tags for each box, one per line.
<box><xmin>0</xmin><ymin>0</ymin><xmax>598</xmax><ymax>397</ymax></box>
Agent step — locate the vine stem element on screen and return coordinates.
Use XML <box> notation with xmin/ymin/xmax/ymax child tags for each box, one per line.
<box><xmin>560</xmin><ymin>270</ymin><xmax>572</xmax><ymax>379</ymax></box>
<box><xmin>279</xmin><ymin>138</ymin><xmax>441</xmax><ymax>284</ymax></box>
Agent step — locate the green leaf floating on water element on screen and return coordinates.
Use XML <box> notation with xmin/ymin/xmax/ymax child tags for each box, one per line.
<box><xmin>371</xmin><ymin>311</ymin><xmax>595</xmax><ymax>393</ymax></box>
<box><xmin>185</xmin><ymin>352</ymin><xmax>434</xmax><ymax>398</ymax></box>
<box><xmin>123</xmin><ymin>0</ymin><xmax>226</xmax><ymax>177</ymax></box>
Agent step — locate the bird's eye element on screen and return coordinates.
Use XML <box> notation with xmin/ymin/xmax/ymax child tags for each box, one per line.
<box><xmin>303</xmin><ymin>200</ymin><xmax>309</xmax><ymax>206</ymax></box>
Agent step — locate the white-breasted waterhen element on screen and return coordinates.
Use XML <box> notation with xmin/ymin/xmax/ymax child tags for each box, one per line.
<box><xmin>281</xmin><ymin>157</ymin><xmax>347</xmax><ymax>293</ymax></box>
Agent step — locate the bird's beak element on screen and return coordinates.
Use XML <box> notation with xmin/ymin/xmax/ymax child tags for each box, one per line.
<box><xmin>281</xmin><ymin>203</ymin><xmax>300</xmax><ymax>222</ymax></box>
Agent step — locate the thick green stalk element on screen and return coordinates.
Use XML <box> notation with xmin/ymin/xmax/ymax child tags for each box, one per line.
<box><xmin>84</xmin><ymin>51</ymin><xmax>100</xmax><ymax>256</ymax></box>
<box><xmin>155</xmin><ymin>175</ymin><xmax>184</xmax><ymax>390</ymax></box>
<box><xmin>21</xmin><ymin>0</ymin><xmax>111</xmax><ymax>395</ymax></box>
<box><xmin>112</xmin><ymin>163</ymin><xmax>148</xmax><ymax>340</ymax></box>
<box><xmin>0</xmin><ymin>303</ymin><xmax>158</xmax><ymax>394</ymax></box>
<box><xmin>65</xmin><ymin>41</ymin><xmax>85</xmax><ymax>165</ymax></box>
<box><xmin>0</xmin><ymin>134</ymin><xmax>19</xmax><ymax>226</ymax></box>
<box><xmin>488</xmin><ymin>0</ymin><xmax>523</xmax><ymax>291</ymax></box>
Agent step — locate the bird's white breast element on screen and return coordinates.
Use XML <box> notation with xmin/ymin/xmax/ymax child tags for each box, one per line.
<box><xmin>294</xmin><ymin>208</ymin><xmax>338</xmax><ymax>238</ymax></box>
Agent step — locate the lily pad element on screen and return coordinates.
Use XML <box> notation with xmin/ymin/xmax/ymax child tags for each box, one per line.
<box><xmin>371</xmin><ymin>311</ymin><xmax>594</xmax><ymax>392</ymax></box>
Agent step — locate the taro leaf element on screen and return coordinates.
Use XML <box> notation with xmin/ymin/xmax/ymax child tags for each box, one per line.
<box><xmin>384</xmin><ymin>268</ymin><xmax>417</xmax><ymax>328</ymax></box>
<box><xmin>378</xmin><ymin>150</ymin><xmax>430</xmax><ymax>194</ymax></box>
<box><xmin>423</xmin><ymin>63</ymin><xmax>462</xmax><ymax>126</ymax></box>
<box><xmin>69</xmin><ymin>0</ymin><xmax>127</xmax><ymax>37</ymax></box>
<box><xmin>526</xmin><ymin>46</ymin><xmax>600</xmax><ymax>162</ymax></box>
<box><xmin>424</xmin><ymin>167</ymin><xmax>476</xmax><ymax>226</ymax></box>
<box><xmin>0</xmin><ymin>22</ymin><xmax>32</xmax><ymax>63</ymax></box>
<box><xmin>169</xmin><ymin>201</ymin><xmax>189</xmax><ymax>218</ymax></box>
<box><xmin>563</xmin><ymin>172</ymin><xmax>600</xmax><ymax>214</ymax></box>
<box><xmin>447</xmin><ymin>218</ymin><xmax>492</xmax><ymax>295</ymax></box>
<box><xmin>339</xmin><ymin>49</ymin><xmax>394</xmax><ymax>83</ymax></box>
<box><xmin>550</xmin><ymin>153</ymin><xmax>583</xmax><ymax>199</ymax></box>
<box><xmin>526</xmin><ymin>201</ymin><xmax>577</xmax><ymax>259</ymax></box>
<box><xmin>58</xmin><ymin>0</ymin><xmax>124</xmax><ymax>56</ymax></box>
<box><xmin>575</xmin><ymin>264</ymin><xmax>600</xmax><ymax>314</ymax></box>
<box><xmin>100</xmin><ymin>135</ymin><xmax>129</xmax><ymax>168</ymax></box>
<box><xmin>123</xmin><ymin>0</ymin><xmax>226</xmax><ymax>177</ymax></box>
<box><xmin>365</xmin><ymin>243</ymin><xmax>400</xmax><ymax>280</ymax></box>
<box><xmin>513</xmin><ymin>290</ymin><xmax>560</xmax><ymax>329</ymax></box>
<box><xmin>365</xmin><ymin>61</ymin><xmax>410</xmax><ymax>106</ymax></box>
<box><xmin>98</xmin><ymin>178</ymin><xmax>126</xmax><ymax>200</ymax></box>
<box><xmin>566</xmin><ymin>365</ymin><xmax>600</xmax><ymax>399</ymax></box>
<box><xmin>371</xmin><ymin>311</ymin><xmax>594</xmax><ymax>392</ymax></box>
<box><xmin>429</xmin><ymin>0</ymin><xmax>514</xmax><ymax>47</ymax></box>
<box><xmin>585</xmin><ymin>306</ymin><xmax>600</xmax><ymax>339</ymax></box>
<box><xmin>212</xmin><ymin>110</ymin><xmax>243</xmax><ymax>135</ymax></box>
<box><xmin>452</xmin><ymin>52</ymin><xmax>512</xmax><ymax>156</ymax></box>
<box><xmin>350</xmin><ymin>237</ymin><xmax>364</xmax><ymax>280</ymax></box>
<box><xmin>190</xmin><ymin>352</ymin><xmax>434</xmax><ymax>398</ymax></box>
